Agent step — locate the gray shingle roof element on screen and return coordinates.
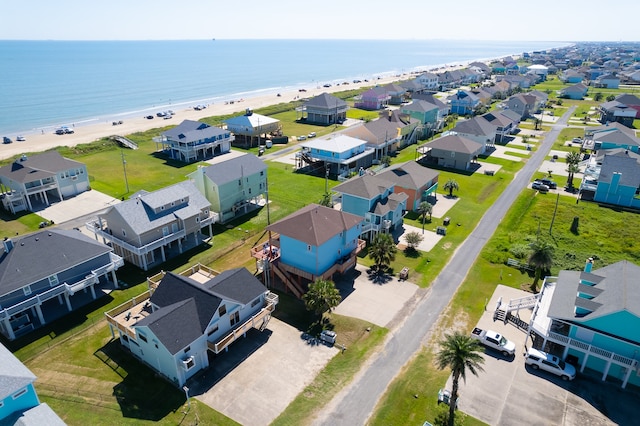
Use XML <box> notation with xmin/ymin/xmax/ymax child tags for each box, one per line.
<box><xmin>201</xmin><ymin>154</ymin><xmax>266</xmax><ymax>186</ymax></box>
<box><xmin>333</xmin><ymin>175</ymin><xmax>394</xmax><ymax>199</ymax></box>
<box><xmin>453</xmin><ymin>117</ymin><xmax>497</xmax><ymax>137</ymax></box>
<box><xmin>548</xmin><ymin>261</ymin><xmax>640</xmax><ymax>323</ymax></box>
<box><xmin>0</xmin><ymin>229</ymin><xmax>113</xmax><ymax>296</ymax></box>
<box><xmin>304</xmin><ymin>92</ymin><xmax>347</xmax><ymax>109</ymax></box>
<box><xmin>598</xmin><ymin>150</ymin><xmax>640</xmax><ymax>186</ymax></box>
<box><xmin>0</xmin><ymin>343</ymin><xmax>36</xmax><ymax>400</ymax></box>
<box><xmin>267</xmin><ymin>204</ymin><xmax>363</xmax><ymax>247</ymax></box>
<box><xmin>104</xmin><ymin>181</ymin><xmax>210</xmax><ymax>235</ymax></box>
<box><xmin>2</xmin><ymin>402</ymin><xmax>66</xmax><ymax>426</ymax></box>
<box><xmin>162</xmin><ymin>120</ymin><xmax>227</xmax><ymax>143</ymax></box>
<box><xmin>203</xmin><ymin>268</ymin><xmax>267</xmax><ymax>305</ymax></box>
<box><xmin>426</xmin><ymin>134</ymin><xmax>483</xmax><ymax>155</ymax></box>
<box><xmin>377</xmin><ymin>161</ymin><xmax>439</xmax><ymax>191</ymax></box>
<box><xmin>402</xmin><ymin>99</ymin><xmax>439</xmax><ymax>113</ymax></box>
<box><xmin>0</xmin><ymin>151</ymin><xmax>83</xmax><ymax>183</ymax></box>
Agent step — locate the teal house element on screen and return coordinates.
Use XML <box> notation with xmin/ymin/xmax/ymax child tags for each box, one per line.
<box><xmin>334</xmin><ymin>174</ymin><xmax>407</xmax><ymax>240</ymax></box>
<box><xmin>0</xmin><ymin>343</ymin><xmax>64</xmax><ymax>424</ymax></box>
<box><xmin>400</xmin><ymin>100</ymin><xmax>439</xmax><ymax>127</ymax></box>
<box><xmin>529</xmin><ymin>260</ymin><xmax>640</xmax><ymax>388</ymax></box>
<box><xmin>592</xmin><ymin>149</ymin><xmax>640</xmax><ymax>208</ymax></box>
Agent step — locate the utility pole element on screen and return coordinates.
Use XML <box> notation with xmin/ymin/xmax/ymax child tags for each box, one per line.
<box><xmin>121</xmin><ymin>150</ymin><xmax>129</xmax><ymax>194</ymax></box>
<box><xmin>549</xmin><ymin>192</ymin><xmax>560</xmax><ymax>235</ymax></box>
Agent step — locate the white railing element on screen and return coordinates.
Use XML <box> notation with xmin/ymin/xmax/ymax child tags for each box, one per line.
<box><xmin>543</xmin><ymin>330</ymin><xmax>637</xmax><ymax>367</ymax></box>
<box><xmin>86</xmin><ymin>220</ymin><xmax>186</xmax><ymax>256</ymax></box>
<box><xmin>505</xmin><ymin>294</ymin><xmax>539</xmax><ymax>312</ymax></box>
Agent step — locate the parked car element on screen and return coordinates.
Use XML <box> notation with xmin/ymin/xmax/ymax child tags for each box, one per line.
<box><xmin>3</xmin><ymin>136</ymin><xmax>12</xmax><ymax>144</ymax></box>
<box><xmin>145</xmin><ymin>115</ymin><xmax>154</xmax><ymax>120</ymax></box>
<box><xmin>535</xmin><ymin>178</ymin><xmax>557</xmax><ymax>189</ymax></box>
<box><xmin>63</xmin><ymin>127</ymin><xmax>74</xmax><ymax>134</ymax></box>
<box><xmin>531</xmin><ymin>181</ymin><xmax>549</xmax><ymax>193</ymax></box>
<box><xmin>156</xmin><ymin>111</ymin><xmax>166</xmax><ymax>117</ymax></box>
<box><xmin>307</xmin><ymin>132</ymin><xmax>317</xmax><ymax>138</ymax></box>
<box><xmin>297</xmin><ymin>135</ymin><xmax>307</xmax><ymax>141</ymax></box>
<box><xmin>16</xmin><ymin>135</ymin><xmax>25</xmax><ymax>141</ymax></box>
<box><xmin>319</xmin><ymin>330</ymin><xmax>336</xmax><ymax>345</ymax></box>
<box><xmin>323</xmin><ymin>83</ymin><xmax>332</xmax><ymax>88</ymax></box>
<box><xmin>525</xmin><ymin>348</ymin><xmax>576</xmax><ymax>381</ymax></box>
<box><xmin>470</xmin><ymin>327</ymin><xmax>516</xmax><ymax>357</ymax></box>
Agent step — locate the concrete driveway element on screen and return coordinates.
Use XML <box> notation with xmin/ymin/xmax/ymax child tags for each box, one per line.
<box><xmin>447</xmin><ymin>285</ymin><xmax>637</xmax><ymax>426</ymax></box>
<box><xmin>332</xmin><ymin>264</ymin><xmax>419</xmax><ymax>327</ymax></box>
<box><xmin>34</xmin><ymin>189</ymin><xmax>119</xmax><ymax>224</ymax></box>
<box><xmin>190</xmin><ymin>318</ymin><xmax>337</xmax><ymax>426</ymax></box>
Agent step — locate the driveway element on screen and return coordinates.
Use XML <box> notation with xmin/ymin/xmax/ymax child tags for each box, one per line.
<box><xmin>449</xmin><ymin>285</ymin><xmax>637</xmax><ymax>426</ymax></box>
<box><xmin>191</xmin><ymin>318</ymin><xmax>337</xmax><ymax>426</ymax></box>
<box><xmin>332</xmin><ymin>264</ymin><xmax>419</xmax><ymax>327</ymax></box>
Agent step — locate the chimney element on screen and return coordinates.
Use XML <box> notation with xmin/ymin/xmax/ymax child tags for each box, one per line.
<box><xmin>584</xmin><ymin>258</ymin><xmax>594</xmax><ymax>273</ymax></box>
<box><xmin>3</xmin><ymin>237</ymin><xmax>14</xmax><ymax>254</ymax></box>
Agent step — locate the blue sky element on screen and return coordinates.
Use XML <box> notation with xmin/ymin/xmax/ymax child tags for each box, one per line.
<box><xmin>2</xmin><ymin>0</ymin><xmax>639</xmax><ymax>41</ymax></box>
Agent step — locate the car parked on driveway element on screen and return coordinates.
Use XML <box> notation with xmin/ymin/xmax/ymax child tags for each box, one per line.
<box><xmin>535</xmin><ymin>178</ymin><xmax>557</xmax><ymax>189</ymax></box>
<box><xmin>525</xmin><ymin>348</ymin><xmax>576</xmax><ymax>381</ymax></box>
<box><xmin>531</xmin><ymin>181</ymin><xmax>549</xmax><ymax>193</ymax></box>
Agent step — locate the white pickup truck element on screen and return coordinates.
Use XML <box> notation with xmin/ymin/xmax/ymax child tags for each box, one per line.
<box><xmin>470</xmin><ymin>327</ymin><xmax>516</xmax><ymax>357</ymax></box>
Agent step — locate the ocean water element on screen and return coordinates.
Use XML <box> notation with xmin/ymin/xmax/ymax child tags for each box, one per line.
<box><xmin>0</xmin><ymin>39</ymin><xmax>563</xmax><ymax>135</ymax></box>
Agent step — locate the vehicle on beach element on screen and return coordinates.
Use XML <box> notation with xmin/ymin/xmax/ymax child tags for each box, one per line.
<box><xmin>16</xmin><ymin>135</ymin><xmax>25</xmax><ymax>141</ymax></box>
<box><xmin>194</xmin><ymin>104</ymin><xmax>207</xmax><ymax>111</ymax></box>
<box><xmin>55</xmin><ymin>127</ymin><xmax>74</xmax><ymax>135</ymax></box>
<box><xmin>145</xmin><ymin>115</ymin><xmax>154</xmax><ymax>120</ymax></box>
<box><xmin>163</xmin><ymin>115</ymin><xmax>172</xmax><ymax>120</ymax></box>
<box><xmin>323</xmin><ymin>83</ymin><xmax>332</xmax><ymax>88</ymax></box>
<box><xmin>156</xmin><ymin>111</ymin><xmax>166</xmax><ymax>117</ymax></box>
<box><xmin>112</xmin><ymin>120</ymin><xmax>123</xmax><ymax>126</ymax></box>
<box><xmin>298</xmin><ymin>88</ymin><xmax>307</xmax><ymax>92</ymax></box>
<box><xmin>353</xmin><ymin>79</ymin><xmax>361</xmax><ymax>83</ymax></box>
<box><xmin>3</xmin><ymin>136</ymin><xmax>12</xmax><ymax>144</ymax></box>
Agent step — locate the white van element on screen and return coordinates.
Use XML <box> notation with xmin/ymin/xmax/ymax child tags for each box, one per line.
<box><xmin>525</xmin><ymin>348</ymin><xmax>576</xmax><ymax>381</ymax></box>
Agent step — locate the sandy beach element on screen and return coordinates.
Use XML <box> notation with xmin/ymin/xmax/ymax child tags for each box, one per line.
<box><xmin>0</xmin><ymin>74</ymin><xmax>416</xmax><ymax>161</ymax></box>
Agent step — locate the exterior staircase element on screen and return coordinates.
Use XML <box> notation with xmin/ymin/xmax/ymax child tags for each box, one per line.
<box><xmin>272</xmin><ymin>263</ymin><xmax>305</xmax><ymax>299</ymax></box>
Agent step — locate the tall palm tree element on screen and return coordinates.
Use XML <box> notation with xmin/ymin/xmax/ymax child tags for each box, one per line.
<box><xmin>418</xmin><ymin>201</ymin><xmax>433</xmax><ymax>234</ymax></box>
<box><xmin>302</xmin><ymin>279</ymin><xmax>342</xmax><ymax>316</ymax></box>
<box><xmin>436</xmin><ymin>332</ymin><xmax>485</xmax><ymax>426</ymax></box>
<box><xmin>443</xmin><ymin>179</ymin><xmax>459</xmax><ymax>198</ymax></box>
<box><xmin>528</xmin><ymin>239</ymin><xmax>554</xmax><ymax>292</ymax></box>
<box><xmin>369</xmin><ymin>233</ymin><xmax>397</xmax><ymax>273</ymax></box>
<box><xmin>565</xmin><ymin>151</ymin><xmax>581</xmax><ymax>189</ymax></box>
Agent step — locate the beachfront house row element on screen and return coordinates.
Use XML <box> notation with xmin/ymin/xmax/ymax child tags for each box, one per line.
<box><xmin>296</xmin><ymin>135</ymin><xmax>375</xmax><ymax>179</ymax></box>
<box><xmin>527</xmin><ymin>260</ymin><xmax>640</xmax><ymax>389</ymax></box>
<box><xmin>0</xmin><ymin>343</ymin><xmax>65</xmax><ymax>424</ymax></box>
<box><xmin>187</xmin><ymin>154</ymin><xmax>266</xmax><ymax>223</ymax></box>
<box><xmin>157</xmin><ymin>120</ymin><xmax>233</xmax><ymax>163</ymax></box>
<box><xmin>300</xmin><ymin>93</ymin><xmax>348</xmax><ymax>125</ymax></box>
<box><xmin>376</xmin><ymin>161</ymin><xmax>439</xmax><ymax>211</ymax></box>
<box><xmin>334</xmin><ymin>174</ymin><xmax>407</xmax><ymax>240</ymax></box>
<box><xmin>354</xmin><ymin>86</ymin><xmax>391</xmax><ymax>110</ymax></box>
<box><xmin>580</xmin><ymin>149</ymin><xmax>640</xmax><ymax>209</ymax></box>
<box><xmin>87</xmin><ymin>181</ymin><xmax>214</xmax><ymax>271</ymax></box>
<box><xmin>343</xmin><ymin>110</ymin><xmax>420</xmax><ymax>159</ymax></box>
<box><xmin>224</xmin><ymin>109</ymin><xmax>281</xmax><ymax>148</ymax></box>
<box><xmin>418</xmin><ymin>134</ymin><xmax>484</xmax><ymax>171</ymax></box>
<box><xmin>106</xmin><ymin>267</ymin><xmax>277</xmax><ymax>387</ymax></box>
<box><xmin>0</xmin><ymin>229</ymin><xmax>123</xmax><ymax>341</ymax></box>
<box><xmin>0</xmin><ymin>151</ymin><xmax>90</xmax><ymax>214</ymax></box>
<box><xmin>253</xmin><ymin>204</ymin><xmax>365</xmax><ymax>298</ymax></box>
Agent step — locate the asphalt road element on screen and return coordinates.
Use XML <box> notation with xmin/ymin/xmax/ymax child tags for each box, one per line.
<box><xmin>315</xmin><ymin>106</ymin><xmax>576</xmax><ymax>426</ymax></box>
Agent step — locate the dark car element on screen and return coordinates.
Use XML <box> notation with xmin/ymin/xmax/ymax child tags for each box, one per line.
<box><xmin>536</xmin><ymin>178</ymin><xmax>557</xmax><ymax>189</ymax></box>
<box><xmin>3</xmin><ymin>136</ymin><xmax>12</xmax><ymax>144</ymax></box>
<box><xmin>145</xmin><ymin>115</ymin><xmax>154</xmax><ymax>119</ymax></box>
<box><xmin>323</xmin><ymin>83</ymin><xmax>332</xmax><ymax>88</ymax></box>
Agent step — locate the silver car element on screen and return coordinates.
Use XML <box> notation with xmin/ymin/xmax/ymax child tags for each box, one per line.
<box><xmin>525</xmin><ymin>348</ymin><xmax>576</xmax><ymax>381</ymax></box>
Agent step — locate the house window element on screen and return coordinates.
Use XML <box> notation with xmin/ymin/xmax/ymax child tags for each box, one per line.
<box><xmin>207</xmin><ymin>325</ymin><xmax>219</xmax><ymax>336</ymax></box>
<box><xmin>138</xmin><ymin>332</ymin><xmax>148</xmax><ymax>343</ymax></box>
<box><xmin>230</xmin><ymin>311</ymin><xmax>240</xmax><ymax>326</ymax></box>
<box><xmin>260</xmin><ymin>171</ymin><xmax>264</xmax><ymax>176</ymax></box>
<box><xmin>238</xmin><ymin>180</ymin><xmax>242</xmax><ymax>186</ymax></box>
<box><xmin>183</xmin><ymin>356</ymin><xmax>195</xmax><ymax>370</ymax></box>
<box><xmin>184</xmin><ymin>346</ymin><xmax>191</xmax><ymax>354</ymax></box>
<box><xmin>12</xmin><ymin>388</ymin><xmax>28</xmax><ymax>400</ymax></box>
<box><xmin>23</xmin><ymin>286</ymin><xmax>31</xmax><ymax>296</ymax></box>
<box><xmin>307</xmin><ymin>245</ymin><xmax>311</xmax><ymax>251</ymax></box>
<box><xmin>218</xmin><ymin>305</ymin><xmax>226</xmax><ymax>316</ymax></box>
<box><xmin>122</xmin><ymin>229</ymin><xmax>126</xmax><ymax>237</ymax></box>
<box><xmin>48</xmin><ymin>274</ymin><xmax>59</xmax><ymax>287</ymax></box>
<box><xmin>248</xmin><ymin>188</ymin><xmax>252</xmax><ymax>194</ymax></box>
<box><xmin>251</xmin><ymin>298</ymin><xmax>260</xmax><ymax>308</ymax></box>
<box><xmin>196</xmin><ymin>217</ymin><xmax>200</xmax><ymax>223</ymax></box>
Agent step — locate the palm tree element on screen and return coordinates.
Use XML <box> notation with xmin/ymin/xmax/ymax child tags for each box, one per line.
<box><xmin>418</xmin><ymin>201</ymin><xmax>433</xmax><ymax>233</ymax></box>
<box><xmin>436</xmin><ymin>332</ymin><xmax>485</xmax><ymax>426</ymax></box>
<box><xmin>443</xmin><ymin>179</ymin><xmax>459</xmax><ymax>198</ymax></box>
<box><xmin>565</xmin><ymin>151</ymin><xmax>581</xmax><ymax>189</ymax></box>
<box><xmin>528</xmin><ymin>239</ymin><xmax>554</xmax><ymax>292</ymax></box>
<box><xmin>369</xmin><ymin>233</ymin><xmax>397</xmax><ymax>273</ymax></box>
<box><xmin>302</xmin><ymin>279</ymin><xmax>342</xmax><ymax>316</ymax></box>
<box><xmin>319</xmin><ymin>192</ymin><xmax>332</xmax><ymax>207</ymax></box>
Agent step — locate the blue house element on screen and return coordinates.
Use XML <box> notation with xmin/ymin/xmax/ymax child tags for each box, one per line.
<box><xmin>529</xmin><ymin>260</ymin><xmax>640</xmax><ymax>389</ymax></box>
<box><xmin>334</xmin><ymin>175</ymin><xmax>408</xmax><ymax>240</ymax></box>
<box><xmin>0</xmin><ymin>343</ymin><xmax>65</xmax><ymax>424</ymax></box>
<box><xmin>400</xmin><ymin>100</ymin><xmax>439</xmax><ymax>127</ymax></box>
<box><xmin>106</xmin><ymin>266</ymin><xmax>277</xmax><ymax>388</ymax></box>
<box><xmin>0</xmin><ymin>229</ymin><xmax>123</xmax><ymax>341</ymax></box>
<box><xmin>297</xmin><ymin>135</ymin><xmax>375</xmax><ymax>180</ymax></box>
<box><xmin>257</xmin><ymin>204</ymin><xmax>365</xmax><ymax>298</ymax></box>
<box><xmin>559</xmin><ymin>83</ymin><xmax>589</xmax><ymax>100</ymax></box>
<box><xmin>448</xmin><ymin>90</ymin><xmax>481</xmax><ymax>116</ymax></box>
<box><xmin>591</xmin><ymin>150</ymin><xmax>640</xmax><ymax>208</ymax></box>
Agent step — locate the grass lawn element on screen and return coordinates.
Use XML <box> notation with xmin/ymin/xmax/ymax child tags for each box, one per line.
<box><xmin>368</xmin><ymin>189</ymin><xmax>640</xmax><ymax>424</ymax></box>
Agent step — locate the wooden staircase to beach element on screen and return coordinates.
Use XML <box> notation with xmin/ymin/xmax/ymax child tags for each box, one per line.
<box><xmin>112</xmin><ymin>135</ymin><xmax>138</xmax><ymax>150</ymax></box>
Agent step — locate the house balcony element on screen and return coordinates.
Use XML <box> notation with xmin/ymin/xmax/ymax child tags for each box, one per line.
<box><xmin>250</xmin><ymin>233</ymin><xmax>281</xmax><ymax>262</ymax></box>
<box><xmin>0</xmin><ymin>253</ymin><xmax>123</xmax><ymax>322</ymax></box>
<box><xmin>146</xmin><ymin>262</ymin><xmax>219</xmax><ymax>290</ymax></box>
<box><xmin>25</xmin><ymin>181</ymin><xmax>58</xmax><ymax>194</ymax></box>
<box><xmin>86</xmin><ymin>219</ymin><xmax>187</xmax><ymax>256</ymax></box>
<box><xmin>207</xmin><ymin>291</ymin><xmax>278</xmax><ymax>354</ymax></box>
